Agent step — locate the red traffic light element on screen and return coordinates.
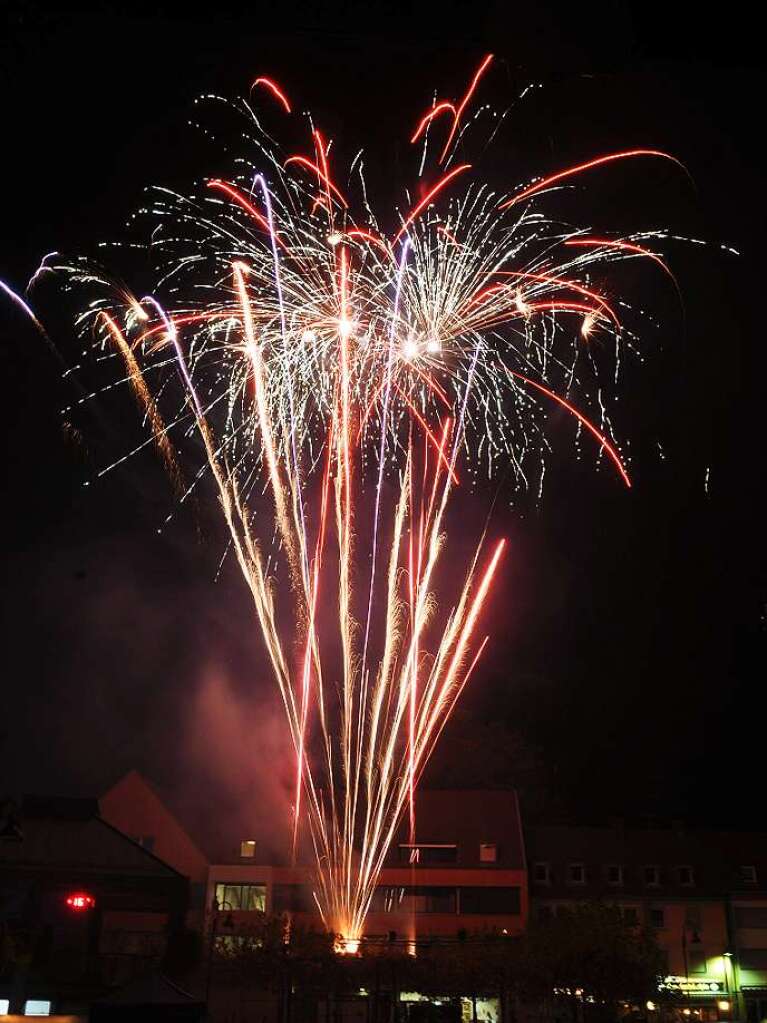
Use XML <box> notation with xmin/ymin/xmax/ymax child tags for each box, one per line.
<box><xmin>65</xmin><ymin>891</ymin><xmax>96</xmax><ymax>911</ymax></box>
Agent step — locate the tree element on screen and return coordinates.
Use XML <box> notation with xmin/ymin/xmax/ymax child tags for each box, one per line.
<box><xmin>519</xmin><ymin>904</ymin><xmax>665</xmax><ymax>1023</ymax></box>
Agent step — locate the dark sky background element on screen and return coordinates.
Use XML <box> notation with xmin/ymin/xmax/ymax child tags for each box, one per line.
<box><xmin>0</xmin><ymin>1</ymin><xmax>764</xmax><ymax>843</ymax></box>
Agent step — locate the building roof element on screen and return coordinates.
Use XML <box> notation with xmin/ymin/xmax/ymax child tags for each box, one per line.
<box><xmin>387</xmin><ymin>789</ymin><xmax>525</xmax><ymax>869</ymax></box>
<box><xmin>526</xmin><ymin>823</ymin><xmax>767</xmax><ymax>899</ymax></box>
<box><xmin>0</xmin><ymin>795</ymin><xmax>181</xmax><ymax>878</ymax></box>
<box><xmin>101</xmin><ymin>770</ymin><xmax>209</xmax><ymax>881</ymax></box>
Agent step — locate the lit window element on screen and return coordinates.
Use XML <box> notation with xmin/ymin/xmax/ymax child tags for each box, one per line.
<box><xmin>568</xmin><ymin>863</ymin><xmax>585</xmax><ymax>885</ymax></box>
<box><xmin>24</xmin><ymin>1001</ymin><xmax>52</xmax><ymax>1016</ymax></box>
<box><xmin>0</xmin><ymin>999</ymin><xmax>9</xmax><ymax>1015</ymax></box>
<box><xmin>607</xmin><ymin>864</ymin><xmax>624</xmax><ymax>885</ymax></box>
<box><xmin>533</xmin><ymin>862</ymin><xmax>550</xmax><ymax>884</ymax></box>
<box><xmin>240</xmin><ymin>840</ymin><xmax>256</xmax><ymax>858</ymax></box>
<box><xmin>739</xmin><ymin>865</ymin><xmax>758</xmax><ymax>884</ymax></box>
<box><xmin>678</xmin><ymin>866</ymin><xmax>695</xmax><ymax>886</ymax></box>
<box><xmin>650</xmin><ymin>907</ymin><xmax>665</xmax><ymax>928</ymax></box>
<box><xmin>644</xmin><ymin>865</ymin><xmax>660</xmax><ymax>886</ymax></box>
<box><xmin>213</xmin><ymin>883</ymin><xmax>266</xmax><ymax>912</ymax></box>
<box><xmin>479</xmin><ymin>843</ymin><xmax>498</xmax><ymax>863</ymax></box>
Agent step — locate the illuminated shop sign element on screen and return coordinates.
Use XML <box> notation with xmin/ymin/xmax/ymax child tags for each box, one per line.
<box><xmin>660</xmin><ymin>977</ymin><xmax>725</xmax><ymax>994</ymax></box>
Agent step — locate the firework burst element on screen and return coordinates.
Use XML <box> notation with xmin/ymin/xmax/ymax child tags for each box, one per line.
<box><xmin>25</xmin><ymin>55</ymin><xmax>687</xmax><ymax>945</ymax></box>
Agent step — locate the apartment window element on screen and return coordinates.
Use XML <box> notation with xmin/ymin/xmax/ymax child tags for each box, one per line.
<box><xmin>688</xmin><ymin>950</ymin><xmax>707</xmax><ymax>974</ymax></box>
<box><xmin>685</xmin><ymin>905</ymin><xmax>702</xmax><ymax>928</ymax></box>
<box><xmin>533</xmin><ymin>862</ymin><xmax>551</xmax><ymax>884</ymax></box>
<box><xmin>373</xmin><ymin>886</ymin><xmax>457</xmax><ymax>914</ymax></box>
<box><xmin>0</xmin><ymin>1001</ymin><xmax>9</xmax><ymax>1015</ymax></box>
<box><xmin>213</xmin><ymin>882</ymin><xmax>266</xmax><ymax>912</ymax></box>
<box><xmin>739</xmin><ymin>865</ymin><xmax>758</xmax><ymax>884</ymax></box>
<box><xmin>644</xmin><ymin>865</ymin><xmax>660</xmax><ymax>887</ymax></box>
<box><xmin>606</xmin><ymin>864</ymin><xmax>624</xmax><ymax>886</ymax></box>
<box><xmin>735</xmin><ymin>907</ymin><xmax>767</xmax><ymax>928</ymax></box>
<box><xmin>650</xmin><ymin>907</ymin><xmax>665</xmax><ymax>928</ymax></box>
<box><xmin>272</xmin><ymin>884</ymin><xmax>311</xmax><ymax>913</ymax></box>
<box><xmin>741</xmin><ymin>950</ymin><xmax>767</xmax><ymax>970</ymax></box>
<box><xmin>622</xmin><ymin>906</ymin><xmax>639</xmax><ymax>926</ymax></box>
<box><xmin>678</xmin><ymin>865</ymin><xmax>695</xmax><ymax>886</ymax></box>
<box><xmin>480</xmin><ymin>843</ymin><xmax>498</xmax><ymax>863</ymax></box>
<box><xmin>567</xmin><ymin>862</ymin><xmax>586</xmax><ymax>885</ymax></box>
<box><xmin>23</xmin><ymin>1001</ymin><xmax>52</xmax><ymax>1016</ymax></box>
<box><xmin>398</xmin><ymin>843</ymin><xmax>458</xmax><ymax>865</ymax></box>
<box><xmin>240</xmin><ymin>839</ymin><xmax>256</xmax><ymax>858</ymax></box>
<box><xmin>460</xmin><ymin>886</ymin><xmax>521</xmax><ymax>915</ymax></box>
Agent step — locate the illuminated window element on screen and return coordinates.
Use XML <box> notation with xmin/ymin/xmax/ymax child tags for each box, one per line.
<box><xmin>0</xmin><ymin>999</ymin><xmax>9</xmax><ymax>1015</ymax></box>
<box><xmin>567</xmin><ymin>862</ymin><xmax>585</xmax><ymax>885</ymax></box>
<box><xmin>213</xmin><ymin>883</ymin><xmax>266</xmax><ymax>911</ymax></box>
<box><xmin>607</xmin><ymin>864</ymin><xmax>624</xmax><ymax>885</ymax></box>
<box><xmin>240</xmin><ymin>840</ymin><xmax>256</xmax><ymax>858</ymax></box>
<box><xmin>479</xmin><ymin>843</ymin><xmax>498</xmax><ymax>863</ymax></box>
<box><xmin>24</xmin><ymin>1001</ymin><xmax>52</xmax><ymax>1016</ymax></box>
<box><xmin>739</xmin><ymin>865</ymin><xmax>758</xmax><ymax>884</ymax></box>
<box><xmin>533</xmin><ymin>862</ymin><xmax>551</xmax><ymax>884</ymax></box>
<box><xmin>650</xmin><ymin>907</ymin><xmax>665</xmax><ymax>928</ymax></box>
<box><xmin>644</xmin><ymin>865</ymin><xmax>660</xmax><ymax>887</ymax></box>
<box><xmin>678</xmin><ymin>865</ymin><xmax>695</xmax><ymax>886</ymax></box>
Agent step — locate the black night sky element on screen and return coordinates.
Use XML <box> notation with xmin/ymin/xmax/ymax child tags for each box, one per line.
<box><xmin>1</xmin><ymin>1</ymin><xmax>764</xmax><ymax>837</ymax></box>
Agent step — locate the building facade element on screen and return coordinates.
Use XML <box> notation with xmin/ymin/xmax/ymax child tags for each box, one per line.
<box><xmin>206</xmin><ymin>790</ymin><xmax>528</xmax><ymax>945</ymax></box>
<box><xmin>0</xmin><ymin>795</ymin><xmax>188</xmax><ymax>1018</ymax></box>
<box><xmin>525</xmin><ymin>823</ymin><xmax>767</xmax><ymax>1023</ymax></box>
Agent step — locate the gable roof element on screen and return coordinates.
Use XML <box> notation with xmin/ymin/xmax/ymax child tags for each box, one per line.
<box><xmin>101</xmin><ymin>770</ymin><xmax>209</xmax><ymax>878</ymax></box>
<box><xmin>389</xmin><ymin>789</ymin><xmax>525</xmax><ymax>869</ymax></box>
<box><xmin>0</xmin><ymin>796</ymin><xmax>181</xmax><ymax>878</ymax></box>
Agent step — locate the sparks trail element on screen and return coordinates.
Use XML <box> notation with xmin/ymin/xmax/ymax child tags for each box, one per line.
<box><xmin>35</xmin><ymin>54</ymin><xmax>687</xmax><ymax>949</ymax></box>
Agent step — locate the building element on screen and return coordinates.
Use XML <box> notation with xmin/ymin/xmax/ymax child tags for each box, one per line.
<box><xmin>99</xmin><ymin>774</ymin><xmax>528</xmax><ymax>945</ymax></box>
<box><xmin>100</xmin><ymin>771</ymin><xmax>209</xmax><ymax>927</ymax></box>
<box><xmin>525</xmin><ymin>822</ymin><xmax>767</xmax><ymax>1023</ymax></box>
<box><xmin>206</xmin><ymin>789</ymin><xmax>528</xmax><ymax>943</ymax></box>
<box><xmin>91</xmin><ymin>769</ymin><xmax>767</xmax><ymax>1023</ymax></box>
<box><xmin>0</xmin><ymin>795</ymin><xmax>189</xmax><ymax>1018</ymax></box>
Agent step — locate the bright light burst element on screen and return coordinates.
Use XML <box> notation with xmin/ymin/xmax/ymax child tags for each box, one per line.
<box><xmin>29</xmin><ymin>55</ymin><xmax>688</xmax><ymax>944</ymax></box>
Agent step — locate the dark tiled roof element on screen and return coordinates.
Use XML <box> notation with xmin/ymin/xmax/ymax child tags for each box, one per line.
<box><xmin>387</xmin><ymin>789</ymin><xmax>524</xmax><ymax>869</ymax></box>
